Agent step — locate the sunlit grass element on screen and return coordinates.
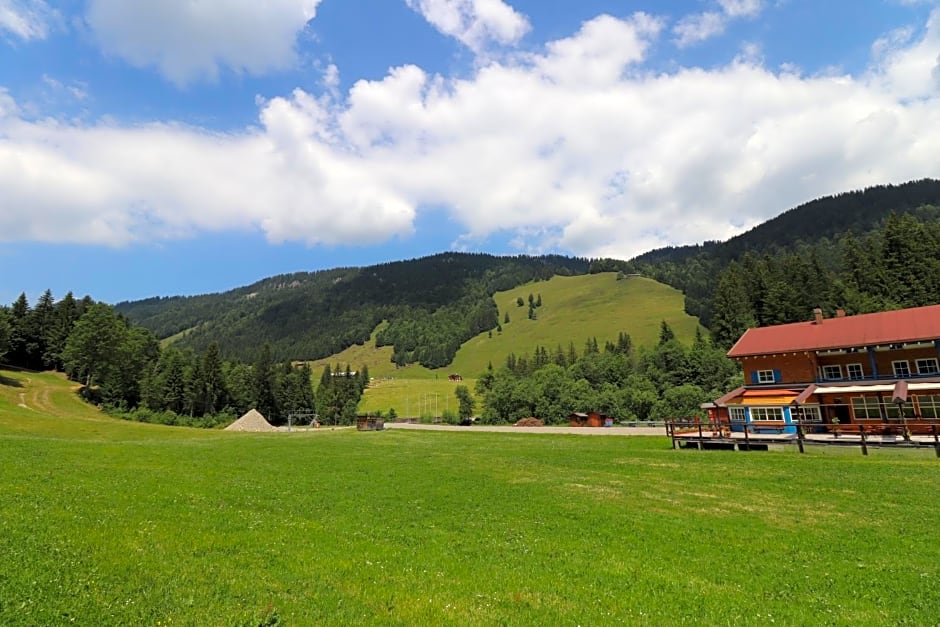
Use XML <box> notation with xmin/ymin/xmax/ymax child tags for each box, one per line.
<box><xmin>4</xmin><ymin>369</ymin><xmax>939</xmax><ymax>624</ymax></box>
<box><xmin>319</xmin><ymin>274</ymin><xmax>701</xmax><ymax>413</ymax></box>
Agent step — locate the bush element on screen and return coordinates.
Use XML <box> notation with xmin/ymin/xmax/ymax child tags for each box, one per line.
<box><xmin>107</xmin><ymin>408</ymin><xmax>235</xmax><ymax>429</ymax></box>
<box><xmin>441</xmin><ymin>408</ymin><xmax>458</xmax><ymax>424</ymax></box>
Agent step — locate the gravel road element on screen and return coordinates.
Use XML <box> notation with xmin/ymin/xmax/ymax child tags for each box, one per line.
<box><xmin>384</xmin><ymin>423</ymin><xmax>666</xmax><ymax>436</ymax></box>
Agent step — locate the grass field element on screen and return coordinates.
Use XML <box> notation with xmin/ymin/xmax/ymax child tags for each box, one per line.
<box><xmin>311</xmin><ymin>273</ymin><xmax>700</xmax><ymax>415</ymax></box>
<box><xmin>357</xmin><ymin>376</ymin><xmax>477</xmax><ymax>417</ymax></box>
<box><xmin>3</xmin><ymin>369</ymin><xmax>940</xmax><ymax>624</ymax></box>
<box><xmin>449</xmin><ymin>273</ymin><xmax>700</xmax><ymax>377</ymax></box>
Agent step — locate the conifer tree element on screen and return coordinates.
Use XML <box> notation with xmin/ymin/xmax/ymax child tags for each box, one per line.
<box><xmin>711</xmin><ymin>262</ymin><xmax>756</xmax><ymax>349</ymax></box>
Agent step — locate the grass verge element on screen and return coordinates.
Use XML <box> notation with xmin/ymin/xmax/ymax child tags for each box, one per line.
<box><xmin>2</xmin><ymin>373</ymin><xmax>939</xmax><ymax>625</ymax></box>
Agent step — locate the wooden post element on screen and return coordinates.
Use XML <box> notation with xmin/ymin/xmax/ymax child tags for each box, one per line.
<box><xmin>859</xmin><ymin>424</ymin><xmax>869</xmax><ymax>456</ymax></box>
<box><xmin>668</xmin><ymin>421</ymin><xmax>677</xmax><ymax>450</ymax></box>
<box><xmin>696</xmin><ymin>417</ymin><xmax>704</xmax><ymax>450</ymax></box>
<box><xmin>933</xmin><ymin>423</ymin><xmax>939</xmax><ymax>459</ymax></box>
<box><xmin>742</xmin><ymin>421</ymin><xmax>750</xmax><ymax>451</ymax></box>
<box><xmin>796</xmin><ymin>420</ymin><xmax>805</xmax><ymax>454</ymax></box>
<box><xmin>899</xmin><ymin>403</ymin><xmax>911</xmax><ymax>443</ymax></box>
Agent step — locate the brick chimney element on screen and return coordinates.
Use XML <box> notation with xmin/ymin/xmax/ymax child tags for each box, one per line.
<box><xmin>813</xmin><ymin>307</ymin><xmax>823</xmax><ymax>324</ymax></box>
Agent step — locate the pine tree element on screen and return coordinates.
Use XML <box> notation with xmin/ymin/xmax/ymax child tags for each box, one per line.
<box><xmin>8</xmin><ymin>293</ymin><xmax>31</xmax><ymax>368</ymax></box>
<box><xmin>658</xmin><ymin>321</ymin><xmax>676</xmax><ymax>345</ymax></box>
<box><xmin>62</xmin><ymin>303</ymin><xmax>123</xmax><ymax>390</ymax></box>
<box><xmin>201</xmin><ymin>342</ymin><xmax>227</xmax><ymax>415</ymax></box>
<box><xmin>711</xmin><ymin>262</ymin><xmax>756</xmax><ymax>350</ymax></box>
<box><xmin>0</xmin><ymin>308</ymin><xmax>11</xmax><ymax>362</ymax></box>
<box><xmin>253</xmin><ymin>344</ymin><xmax>278</xmax><ymax>423</ymax></box>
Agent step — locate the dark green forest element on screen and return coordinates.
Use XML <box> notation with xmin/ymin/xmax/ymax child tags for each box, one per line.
<box><xmin>591</xmin><ymin>178</ymin><xmax>940</xmax><ymax>345</ymax></box>
<box><xmin>0</xmin><ymin>294</ymin><xmax>363</xmax><ymax>427</ymax></box>
<box><xmin>471</xmin><ymin>324</ymin><xmax>737</xmax><ymax>424</ymax></box>
<box><xmin>116</xmin><ymin>253</ymin><xmax>589</xmax><ymax>367</ymax></box>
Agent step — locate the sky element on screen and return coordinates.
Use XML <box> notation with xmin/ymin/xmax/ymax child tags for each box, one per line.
<box><xmin>2</xmin><ymin>0</ymin><xmax>939</xmax><ymax>305</ymax></box>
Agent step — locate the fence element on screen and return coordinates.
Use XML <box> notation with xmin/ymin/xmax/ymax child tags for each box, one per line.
<box><xmin>666</xmin><ymin>417</ymin><xmax>940</xmax><ymax>457</ymax></box>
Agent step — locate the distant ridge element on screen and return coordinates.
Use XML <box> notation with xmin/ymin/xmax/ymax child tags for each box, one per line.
<box><xmin>631</xmin><ymin>178</ymin><xmax>940</xmax><ymax>266</ymax></box>
<box><xmin>117</xmin><ymin>253</ymin><xmax>590</xmax><ymax>365</ymax></box>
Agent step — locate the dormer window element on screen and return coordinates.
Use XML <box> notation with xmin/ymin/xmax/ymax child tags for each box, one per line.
<box><xmin>756</xmin><ymin>369</ymin><xmax>776</xmax><ymax>384</ymax></box>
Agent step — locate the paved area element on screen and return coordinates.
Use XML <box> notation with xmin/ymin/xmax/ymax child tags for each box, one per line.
<box><xmin>384</xmin><ymin>423</ymin><xmax>666</xmax><ymax>436</ymax></box>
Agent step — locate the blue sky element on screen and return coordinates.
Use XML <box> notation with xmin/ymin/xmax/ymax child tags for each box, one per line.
<box><xmin>2</xmin><ymin>0</ymin><xmax>939</xmax><ymax>305</ymax></box>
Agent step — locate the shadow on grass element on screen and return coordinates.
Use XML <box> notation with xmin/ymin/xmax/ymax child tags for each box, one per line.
<box><xmin>0</xmin><ymin>374</ymin><xmax>23</xmax><ymax>387</ymax></box>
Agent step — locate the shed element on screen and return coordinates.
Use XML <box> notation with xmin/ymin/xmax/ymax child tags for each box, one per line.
<box><xmin>569</xmin><ymin>411</ymin><xmax>612</xmax><ymax>427</ymax></box>
<box><xmin>356</xmin><ymin>416</ymin><xmax>385</xmax><ymax>431</ymax></box>
<box><xmin>568</xmin><ymin>412</ymin><xmax>589</xmax><ymax>427</ymax></box>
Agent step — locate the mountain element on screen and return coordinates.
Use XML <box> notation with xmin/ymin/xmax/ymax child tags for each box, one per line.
<box><xmin>118</xmin><ymin>179</ymin><xmax>940</xmax><ymax>366</ymax></box>
<box><xmin>634</xmin><ymin>178</ymin><xmax>940</xmax><ymax>267</ymax></box>
<box><xmin>307</xmin><ymin>273</ymin><xmax>700</xmax><ymax>380</ymax></box>
<box><xmin>604</xmin><ymin>178</ymin><xmax>940</xmax><ymax>328</ymax></box>
<box><xmin>116</xmin><ymin>253</ymin><xmax>589</xmax><ymax>364</ymax></box>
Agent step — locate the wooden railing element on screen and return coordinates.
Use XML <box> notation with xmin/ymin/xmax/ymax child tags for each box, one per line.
<box><xmin>666</xmin><ymin>417</ymin><xmax>940</xmax><ymax>457</ymax></box>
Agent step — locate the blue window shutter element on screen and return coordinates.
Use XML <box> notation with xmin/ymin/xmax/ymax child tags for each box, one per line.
<box><xmin>773</xmin><ymin>369</ymin><xmax>781</xmax><ymax>383</ymax></box>
<box><xmin>750</xmin><ymin>371</ymin><xmax>759</xmax><ymax>384</ymax></box>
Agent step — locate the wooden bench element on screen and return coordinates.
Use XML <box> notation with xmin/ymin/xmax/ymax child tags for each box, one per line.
<box><xmin>748</xmin><ymin>421</ymin><xmax>789</xmax><ymax>434</ymax></box>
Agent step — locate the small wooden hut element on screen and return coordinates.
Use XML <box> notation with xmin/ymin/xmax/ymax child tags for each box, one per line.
<box><xmin>356</xmin><ymin>416</ymin><xmax>385</xmax><ymax>431</ymax></box>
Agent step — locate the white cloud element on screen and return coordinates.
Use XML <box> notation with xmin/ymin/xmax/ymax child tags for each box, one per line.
<box><xmin>0</xmin><ymin>0</ymin><xmax>57</xmax><ymax>40</ymax></box>
<box><xmin>673</xmin><ymin>11</ymin><xmax>725</xmax><ymax>48</ymax></box>
<box><xmin>406</xmin><ymin>0</ymin><xmax>530</xmax><ymax>52</ymax></box>
<box><xmin>718</xmin><ymin>0</ymin><xmax>762</xmax><ymax>18</ymax></box>
<box><xmin>85</xmin><ymin>0</ymin><xmax>321</xmax><ymax>85</ymax></box>
<box><xmin>673</xmin><ymin>0</ymin><xmax>764</xmax><ymax>47</ymax></box>
<box><xmin>870</xmin><ymin>10</ymin><xmax>940</xmax><ymax>98</ymax></box>
<box><xmin>1</xmin><ymin>11</ymin><xmax>940</xmax><ymax>260</ymax></box>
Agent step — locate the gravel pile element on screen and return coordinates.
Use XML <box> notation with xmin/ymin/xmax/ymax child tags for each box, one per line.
<box><xmin>224</xmin><ymin>409</ymin><xmax>277</xmax><ymax>432</ymax></box>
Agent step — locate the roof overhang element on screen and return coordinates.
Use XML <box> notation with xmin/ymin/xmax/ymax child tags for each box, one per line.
<box><xmin>813</xmin><ymin>384</ymin><xmax>895</xmax><ymax>394</ymax></box>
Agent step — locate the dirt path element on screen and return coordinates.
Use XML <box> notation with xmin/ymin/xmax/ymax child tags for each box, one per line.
<box><xmin>385</xmin><ymin>423</ymin><xmax>666</xmax><ymax>436</ymax></box>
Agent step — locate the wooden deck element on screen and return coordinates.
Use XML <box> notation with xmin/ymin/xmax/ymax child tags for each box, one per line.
<box><xmin>667</xmin><ymin>420</ymin><xmax>940</xmax><ymax>456</ymax></box>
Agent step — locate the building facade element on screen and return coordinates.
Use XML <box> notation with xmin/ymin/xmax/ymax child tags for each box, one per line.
<box><xmin>711</xmin><ymin>305</ymin><xmax>940</xmax><ymax>434</ymax></box>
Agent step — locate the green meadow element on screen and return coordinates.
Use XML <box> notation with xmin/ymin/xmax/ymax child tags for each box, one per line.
<box><xmin>3</xmin><ymin>369</ymin><xmax>940</xmax><ymax>625</ymax></box>
<box><xmin>310</xmin><ymin>273</ymin><xmax>701</xmax><ymax>415</ymax></box>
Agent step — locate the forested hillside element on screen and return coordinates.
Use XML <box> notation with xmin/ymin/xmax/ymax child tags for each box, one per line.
<box><xmin>117</xmin><ymin>253</ymin><xmax>589</xmax><ymax>366</ymax></box>
<box><xmin>0</xmin><ymin>292</ymin><xmax>364</xmax><ymax>427</ymax></box>
<box><xmin>592</xmin><ymin>178</ymin><xmax>940</xmax><ymax>341</ymax></box>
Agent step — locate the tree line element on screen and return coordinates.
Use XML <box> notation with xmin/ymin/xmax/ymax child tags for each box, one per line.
<box><xmin>1</xmin><ymin>293</ymin><xmax>365</xmax><ymax>428</ymax></box>
<box><xmin>115</xmin><ymin>253</ymin><xmax>590</xmax><ymax>368</ymax></box>
<box><xmin>708</xmin><ymin>211</ymin><xmax>940</xmax><ymax>348</ymax></box>
<box><xmin>473</xmin><ymin>322</ymin><xmax>737</xmax><ymax>424</ymax></box>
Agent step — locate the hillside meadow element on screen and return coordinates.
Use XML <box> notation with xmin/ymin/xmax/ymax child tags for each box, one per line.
<box><xmin>310</xmin><ymin>273</ymin><xmax>700</xmax><ymax>415</ymax></box>
<box><xmin>3</xmin><ymin>369</ymin><xmax>940</xmax><ymax>624</ymax></box>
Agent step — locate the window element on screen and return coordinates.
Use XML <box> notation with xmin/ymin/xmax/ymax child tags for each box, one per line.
<box><xmin>821</xmin><ymin>365</ymin><xmax>843</xmax><ymax>380</ymax></box>
<box><xmin>750</xmin><ymin>407</ymin><xmax>784</xmax><ymax>422</ymax></box>
<box><xmin>728</xmin><ymin>406</ymin><xmax>747</xmax><ymax>422</ymax></box>
<box><xmin>885</xmin><ymin>401</ymin><xmax>915</xmax><ymax>420</ymax></box>
<box><xmin>792</xmin><ymin>405</ymin><xmax>822</xmax><ymax>423</ymax></box>
<box><xmin>851</xmin><ymin>397</ymin><xmax>882</xmax><ymax>420</ymax></box>
<box><xmin>917</xmin><ymin>395</ymin><xmax>940</xmax><ymax>419</ymax></box>
<box><xmin>756</xmin><ymin>369</ymin><xmax>775</xmax><ymax>384</ymax></box>
<box><xmin>915</xmin><ymin>358</ymin><xmax>940</xmax><ymax>375</ymax></box>
<box><xmin>846</xmin><ymin>363</ymin><xmax>864</xmax><ymax>380</ymax></box>
<box><xmin>892</xmin><ymin>361</ymin><xmax>911</xmax><ymax>378</ymax></box>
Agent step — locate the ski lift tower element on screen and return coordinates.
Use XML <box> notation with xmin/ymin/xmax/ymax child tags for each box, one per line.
<box><xmin>286</xmin><ymin>411</ymin><xmax>319</xmax><ymax>432</ymax></box>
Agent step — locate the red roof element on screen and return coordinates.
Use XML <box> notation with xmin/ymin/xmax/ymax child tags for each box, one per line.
<box><xmin>727</xmin><ymin>304</ymin><xmax>940</xmax><ymax>358</ymax></box>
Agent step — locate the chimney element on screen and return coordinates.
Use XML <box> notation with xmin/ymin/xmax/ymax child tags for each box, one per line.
<box><xmin>813</xmin><ymin>308</ymin><xmax>823</xmax><ymax>324</ymax></box>
<box><xmin>836</xmin><ymin>308</ymin><xmax>846</xmax><ymax>318</ymax></box>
